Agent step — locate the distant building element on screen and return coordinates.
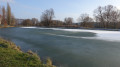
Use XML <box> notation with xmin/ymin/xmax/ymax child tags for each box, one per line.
<box><xmin>0</xmin><ymin>15</ymin><xmax>2</xmax><ymax>25</ymax></box>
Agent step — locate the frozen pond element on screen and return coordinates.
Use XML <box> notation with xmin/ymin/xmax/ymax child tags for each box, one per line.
<box><xmin>0</xmin><ymin>27</ymin><xmax>120</xmax><ymax>67</ymax></box>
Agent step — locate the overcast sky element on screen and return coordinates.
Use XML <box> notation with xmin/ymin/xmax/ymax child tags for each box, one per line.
<box><xmin>0</xmin><ymin>0</ymin><xmax>120</xmax><ymax>22</ymax></box>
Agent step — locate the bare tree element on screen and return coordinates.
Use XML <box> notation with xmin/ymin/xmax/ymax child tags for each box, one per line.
<box><xmin>94</xmin><ymin>6</ymin><xmax>104</xmax><ymax>22</ymax></box>
<box><xmin>64</xmin><ymin>17</ymin><xmax>73</xmax><ymax>25</ymax></box>
<box><xmin>41</xmin><ymin>8</ymin><xmax>55</xmax><ymax>26</ymax></box>
<box><xmin>94</xmin><ymin>5</ymin><xmax>120</xmax><ymax>28</ymax></box>
<box><xmin>78</xmin><ymin>13</ymin><xmax>93</xmax><ymax>22</ymax></box>
<box><xmin>78</xmin><ymin>13</ymin><xmax>94</xmax><ymax>28</ymax></box>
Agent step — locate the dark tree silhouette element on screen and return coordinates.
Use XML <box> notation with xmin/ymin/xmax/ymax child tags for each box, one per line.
<box><xmin>94</xmin><ymin>5</ymin><xmax>120</xmax><ymax>28</ymax></box>
<box><xmin>41</xmin><ymin>8</ymin><xmax>55</xmax><ymax>26</ymax></box>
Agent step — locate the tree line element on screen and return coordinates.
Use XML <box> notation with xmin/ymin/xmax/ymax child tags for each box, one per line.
<box><xmin>94</xmin><ymin>5</ymin><xmax>120</xmax><ymax>29</ymax></box>
<box><xmin>0</xmin><ymin>3</ymin><xmax>16</xmax><ymax>27</ymax></box>
<box><xmin>1</xmin><ymin>4</ymin><xmax>120</xmax><ymax>29</ymax></box>
<box><xmin>32</xmin><ymin>5</ymin><xmax>120</xmax><ymax>29</ymax></box>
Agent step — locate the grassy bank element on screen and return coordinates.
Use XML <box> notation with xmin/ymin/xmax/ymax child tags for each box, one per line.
<box><xmin>0</xmin><ymin>38</ymin><xmax>56</xmax><ymax>67</ymax></box>
<box><xmin>0</xmin><ymin>26</ymin><xmax>15</xmax><ymax>28</ymax></box>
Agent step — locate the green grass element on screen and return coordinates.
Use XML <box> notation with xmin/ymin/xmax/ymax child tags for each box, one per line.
<box><xmin>0</xmin><ymin>38</ymin><xmax>56</xmax><ymax>67</ymax></box>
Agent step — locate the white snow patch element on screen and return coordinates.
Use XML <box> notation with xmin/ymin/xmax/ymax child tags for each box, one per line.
<box><xmin>20</xmin><ymin>27</ymin><xmax>120</xmax><ymax>42</ymax></box>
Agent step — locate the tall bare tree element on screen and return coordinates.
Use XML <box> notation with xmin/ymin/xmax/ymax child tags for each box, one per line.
<box><xmin>94</xmin><ymin>5</ymin><xmax>120</xmax><ymax>28</ymax></box>
<box><xmin>7</xmin><ymin>3</ymin><xmax>11</xmax><ymax>25</ymax></box>
<box><xmin>41</xmin><ymin>8</ymin><xmax>55</xmax><ymax>26</ymax></box>
<box><xmin>2</xmin><ymin>6</ymin><xmax>6</xmax><ymax>25</ymax></box>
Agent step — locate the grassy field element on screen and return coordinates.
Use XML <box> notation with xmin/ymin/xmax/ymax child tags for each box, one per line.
<box><xmin>0</xmin><ymin>38</ymin><xmax>56</xmax><ymax>67</ymax></box>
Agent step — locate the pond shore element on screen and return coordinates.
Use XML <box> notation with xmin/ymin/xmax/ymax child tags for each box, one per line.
<box><xmin>0</xmin><ymin>38</ymin><xmax>56</xmax><ymax>67</ymax></box>
<box><xmin>0</xmin><ymin>26</ymin><xmax>15</xmax><ymax>28</ymax></box>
